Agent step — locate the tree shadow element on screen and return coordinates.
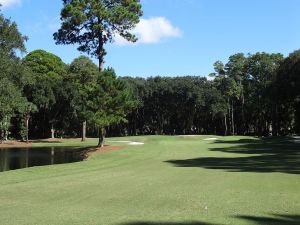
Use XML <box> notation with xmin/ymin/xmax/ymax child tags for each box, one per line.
<box><xmin>117</xmin><ymin>215</ymin><xmax>300</xmax><ymax>225</ymax></box>
<box><xmin>166</xmin><ymin>138</ymin><xmax>300</xmax><ymax>174</ymax></box>
<box><xmin>236</xmin><ymin>214</ymin><xmax>300</xmax><ymax>225</ymax></box>
<box><xmin>118</xmin><ymin>222</ymin><xmax>219</xmax><ymax>225</ymax></box>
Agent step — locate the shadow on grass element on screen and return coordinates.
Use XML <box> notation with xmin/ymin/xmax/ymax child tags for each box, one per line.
<box><xmin>166</xmin><ymin>137</ymin><xmax>300</xmax><ymax>174</ymax></box>
<box><xmin>118</xmin><ymin>215</ymin><xmax>300</xmax><ymax>225</ymax></box>
<box><xmin>118</xmin><ymin>222</ymin><xmax>219</xmax><ymax>225</ymax></box>
<box><xmin>236</xmin><ymin>214</ymin><xmax>300</xmax><ymax>225</ymax></box>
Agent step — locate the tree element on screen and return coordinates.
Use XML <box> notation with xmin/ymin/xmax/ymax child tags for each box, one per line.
<box><xmin>18</xmin><ymin>102</ymin><xmax>37</xmax><ymax>143</ymax></box>
<box><xmin>68</xmin><ymin>56</ymin><xmax>98</xmax><ymax>141</ymax></box>
<box><xmin>0</xmin><ymin>79</ymin><xmax>19</xmax><ymax>142</ymax></box>
<box><xmin>54</xmin><ymin>0</ymin><xmax>143</xmax><ymax>70</ymax></box>
<box><xmin>86</xmin><ymin>69</ymin><xmax>136</xmax><ymax>147</ymax></box>
<box><xmin>225</xmin><ymin>53</ymin><xmax>247</xmax><ymax>134</ymax></box>
<box><xmin>246</xmin><ymin>52</ymin><xmax>283</xmax><ymax>136</ymax></box>
<box><xmin>211</xmin><ymin>61</ymin><xmax>240</xmax><ymax>135</ymax></box>
<box><xmin>0</xmin><ymin>12</ymin><xmax>33</xmax><ymax>142</ymax></box>
<box><xmin>23</xmin><ymin>50</ymin><xmax>67</xmax><ymax>138</ymax></box>
<box><xmin>273</xmin><ymin>50</ymin><xmax>300</xmax><ymax>134</ymax></box>
<box><xmin>0</xmin><ymin>11</ymin><xmax>27</xmax><ymax>57</ymax></box>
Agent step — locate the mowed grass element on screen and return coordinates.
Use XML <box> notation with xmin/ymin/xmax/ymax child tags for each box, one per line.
<box><xmin>0</xmin><ymin>136</ymin><xmax>299</xmax><ymax>225</ymax></box>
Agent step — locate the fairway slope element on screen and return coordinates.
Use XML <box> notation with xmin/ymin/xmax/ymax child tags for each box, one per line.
<box><xmin>0</xmin><ymin>136</ymin><xmax>299</xmax><ymax>225</ymax></box>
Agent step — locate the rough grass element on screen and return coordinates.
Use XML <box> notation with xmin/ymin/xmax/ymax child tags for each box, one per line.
<box><xmin>0</xmin><ymin>135</ymin><xmax>299</xmax><ymax>225</ymax></box>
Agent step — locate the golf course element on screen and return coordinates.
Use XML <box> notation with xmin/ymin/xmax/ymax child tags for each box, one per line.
<box><xmin>0</xmin><ymin>136</ymin><xmax>299</xmax><ymax>225</ymax></box>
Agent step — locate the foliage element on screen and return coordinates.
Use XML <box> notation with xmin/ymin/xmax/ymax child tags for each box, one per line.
<box><xmin>54</xmin><ymin>0</ymin><xmax>143</xmax><ymax>68</ymax></box>
<box><xmin>68</xmin><ymin>56</ymin><xmax>98</xmax><ymax>121</ymax></box>
<box><xmin>22</xmin><ymin>50</ymin><xmax>67</xmax><ymax>138</ymax></box>
<box><xmin>273</xmin><ymin>50</ymin><xmax>300</xmax><ymax>134</ymax></box>
<box><xmin>0</xmin><ymin>12</ymin><xmax>27</xmax><ymax>57</ymax></box>
<box><xmin>0</xmin><ymin>13</ymin><xmax>33</xmax><ymax>141</ymax></box>
<box><xmin>86</xmin><ymin>69</ymin><xmax>136</xmax><ymax>127</ymax></box>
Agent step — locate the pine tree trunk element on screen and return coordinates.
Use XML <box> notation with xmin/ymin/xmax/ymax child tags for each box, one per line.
<box><xmin>4</xmin><ymin>130</ymin><xmax>8</xmax><ymax>141</ymax></box>
<box><xmin>98</xmin><ymin>29</ymin><xmax>104</xmax><ymax>72</ymax></box>
<box><xmin>51</xmin><ymin>124</ymin><xmax>55</xmax><ymax>139</ymax></box>
<box><xmin>98</xmin><ymin>127</ymin><xmax>105</xmax><ymax>148</ymax></box>
<box><xmin>81</xmin><ymin>121</ymin><xmax>86</xmax><ymax>142</ymax></box>
<box><xmin>25</xmin><ymin>116</ymin><xmax>29</xmax><ymax>143</ymax></box>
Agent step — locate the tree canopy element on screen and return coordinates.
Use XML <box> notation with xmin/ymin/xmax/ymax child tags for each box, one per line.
<box><xmin>54</xmin><ymin>0</ymin><xmax>143</xmax><ymax>69</ymax></box>
<box><xmin>0</xmin><ymin>13</ymin><xmax>32</xmax><ymax>142</ymax></box>
<box><xmin>86</xmin><ymin>69</ymin><xmax>136</xmax><ymax>146</ymax></box>
<box><xmin>1</xmin><ymin>10</ymin><xmax>300</xmax><ymax>144</ymax></box>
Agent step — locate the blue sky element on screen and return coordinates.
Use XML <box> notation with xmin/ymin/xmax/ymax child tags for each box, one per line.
<box><xmin>1</xmin><ymin>0</ymin><xmax>300</xmax><ymax>77</ymax></box>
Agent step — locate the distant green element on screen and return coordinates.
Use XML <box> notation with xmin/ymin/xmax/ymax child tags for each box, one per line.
<box><xmin>0</xmin><ymin>136</ymin><xmax>299</xmax><ymax>225</ymax></box>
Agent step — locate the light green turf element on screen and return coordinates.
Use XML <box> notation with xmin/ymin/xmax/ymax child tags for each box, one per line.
<box><xmin>0</xmin><ymin>136</ymin><xmax>299</xmax><ymax>225</ymax></box>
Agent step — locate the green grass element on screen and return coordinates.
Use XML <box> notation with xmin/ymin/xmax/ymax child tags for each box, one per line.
<box><xmin>0</xmin><ymin>135</ymin><xmax>299</xmax><ymax>225</ymax></box>
<box><xmin>30</xmin><ymin>138</ymin><xmax>100</xmax><ymax>148</ymax></box>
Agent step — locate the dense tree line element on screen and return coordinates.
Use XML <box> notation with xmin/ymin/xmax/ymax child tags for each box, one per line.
<box><xmin>0</xmin><ymin>12</ymin><xmax>135</xmax><ymax>146</ymax></box>
<box><xmin>1</xmin><ymin>11</ymin><xmax>300</xmax><ymax>145</ymax></box>
<box><xmin>116</xmin><ymin>52</ymin><xmax>299</xmax><ymax>137</ymax></box>
<box><xmin>1</xmin><ymin>0</ymin><xmax>143</xmax><ymax>147</ymax></box>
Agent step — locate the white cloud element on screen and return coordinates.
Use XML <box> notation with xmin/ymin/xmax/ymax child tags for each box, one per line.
<box><xmin>115</xmin><ymin>17</ymin><xmax>182</xmax><ymax>45</ymax></box>
<box><xmin>0</xmin><ymin>0</ymin><xmax>21</xmax><ymax>8</ymax></box>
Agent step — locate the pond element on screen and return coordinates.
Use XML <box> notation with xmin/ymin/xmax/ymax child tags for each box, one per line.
<box><xmin>0</xmin><ymin>147</ymin><xmax>86</xmax><ymax>172</ymax></box>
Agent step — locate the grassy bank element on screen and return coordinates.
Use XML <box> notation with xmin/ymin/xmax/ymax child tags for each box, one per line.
<box><xmin>31</xmin><ymin>138</ymin><xmax>101</xmax><ymax>148</ymax></box>
<box><xmin>0</xmin><ymin>136</ymin><xmax>299</xmax><ymax>225</ymax></box>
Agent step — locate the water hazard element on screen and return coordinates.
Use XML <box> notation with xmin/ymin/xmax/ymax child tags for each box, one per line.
<box><xmin>0</xmin><ymin>147</ymin><xmax>86</xmax><ymax>172</ymax></box>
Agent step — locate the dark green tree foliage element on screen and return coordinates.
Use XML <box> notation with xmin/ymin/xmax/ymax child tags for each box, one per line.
<box><xmin>0</xmin><ymin>12</ymin><xmax>33</xmax><ymax>142</ymax></box>
<box><xmin>0</xmin><ymin>79</ymin><xmax>25</xmax><ymax>142</ymax></box>
<box><xmin>22</xmin><ymin>50</ymin><xmax>67</xmax><ymax>138</ymax></box>
<box><xmin>211</xmin><ymin>60</ymin><xmax>241</xmax><ymax>135</ymax></box>
<box><xmin>111</xmin><ymin>52</ymin><xmax>287</xmax><ymax>137</ymax></box>
<box><xmin>54</xmin><ymin>0</ymin><xmax>143</xmax><ymax>69</ymax></box>
<box><xmin>208</xmin><ymin>53</ymin><xmax>283</xmax><ymax>136</ymax></box>
<box><xmin>85</xmin><ymin>69</ymin><xmax>136</xmax><ymax>146</ymax></box>
<box><xmin>273</xmin><ymin>50</ymin><xmax>300</xmax><ymax>134</ymax></box>
<box><xmin>0</xmin><ymin>13</ymin><xmax>27</xmax><ymax>57</ymax></box>
<box><xmin>245</xmin><ymin>53</ymin><xmax>283</xmax><ymax>136</ymax></box>
<box><xmin>68</xmin><ymin>56</ymin><xmax>98</xmax><ymax>141</ymax></box>
<box><xmin>115</xmin><ymin>76</ymin><xmax>226</xmax><ymax>136</ymax></box>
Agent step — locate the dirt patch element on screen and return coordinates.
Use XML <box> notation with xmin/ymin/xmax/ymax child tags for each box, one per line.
<box><xmin>0</xmin><ymin>140</ymin><xmax>32</xmax><ymax>148</ymax></box>
<box><xmin>0</xmin><ymin>138</ymin><xmax>67</xmax><ymax>148</ymax></box>
<box><xmin>0</xmin><ymin>139</ymin><xmax>124</xmax><ymax>158</ymax></box>
<box><xmin>84</xmin><ymin>145</ymin><xmax>124</xmax><ymax>156</ymax></box>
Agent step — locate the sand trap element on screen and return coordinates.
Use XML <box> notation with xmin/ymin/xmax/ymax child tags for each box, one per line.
<box><xmin>179</xmin><ymin>135</ymin><xmax>200</xmax><ymax>137</ymax></box>
<box><xmin>108</xmin><ymin>141</ymin><xmax>144</xmax><ymax>145</ymax></box>
<box><xmin>203</xmin><ymin>138</ymin><xmax>218</xmax><ymax>141</ymax></box>
<box><xmin>128</xmin><ymin>142</ymin><xmax>144</xmax><ymax>145</ymax></box>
